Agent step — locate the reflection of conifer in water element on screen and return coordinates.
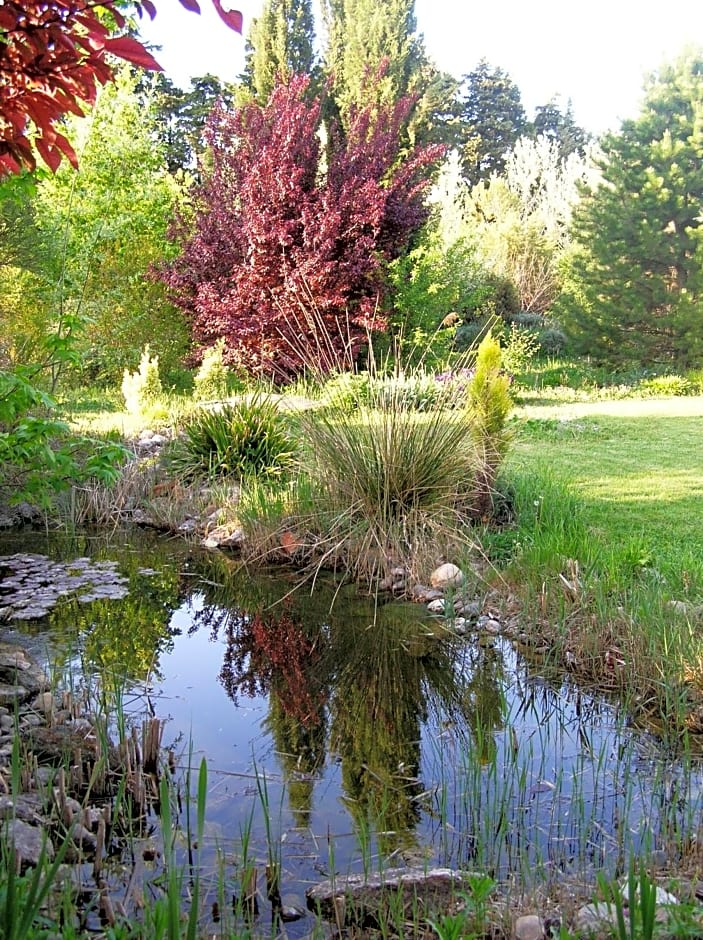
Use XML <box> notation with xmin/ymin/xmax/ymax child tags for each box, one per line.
<box><xmin>330</xmin><ymin>619</ymin><xmax>428</xmax><ymax>858</ymax></box>
<box><xmin>459</xmin><ymin>645</ymin><xmax>506</xmax><ymax>765</ymax></box>
<box><xmin>266</xmin><ymin>693</ymin><xmax>327</xmax><ymax>828</ymax></box>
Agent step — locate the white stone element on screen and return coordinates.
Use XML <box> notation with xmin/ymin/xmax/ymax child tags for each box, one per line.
<box><xmin>430</xmin><ymin>563</ymin><xmax>464</xmax><ymax>589</ymax></box>
<box><xmin>573</xmin><ymin>902</ymin><xmax>618</xmax><ymax>934</ymax></box>
<box><xmin>513</xmin><ymin>913</ymin><xmax>543</xmax><ymax>940</ymax></box>
<box><xmin>427</xmin><ymin>599</ymin><xmax>446</xmax><ymax>614</ymax></box>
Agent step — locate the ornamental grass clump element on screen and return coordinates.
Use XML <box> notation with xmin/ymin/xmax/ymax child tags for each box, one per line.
<box><xmin>164</xmin><ymin>395</ymin><xmax>295</xmax><ymax>482</ymax></box>
<box><xmin>295</xmin><ymin>379</ymin><xmax>481</xmax><ymax>585</ymax></box>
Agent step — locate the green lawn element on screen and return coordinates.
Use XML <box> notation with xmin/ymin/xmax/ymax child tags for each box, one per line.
<box><xmin>506</xmin><ymin>397</ymin><xmax>703</xmax><ymax>599</ymax></box>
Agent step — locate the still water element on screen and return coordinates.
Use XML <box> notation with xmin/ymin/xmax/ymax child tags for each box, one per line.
<box><xmin>1</xmin><ymin>527</ymin><xmax>701</xmax><ymax>924</ymax></box>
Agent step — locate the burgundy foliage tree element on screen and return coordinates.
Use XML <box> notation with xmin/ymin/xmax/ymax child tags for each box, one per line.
<box><xmin>160</xmin><ymin>73</ymin><xmax>444</xmax><ymax>380</ymax></box>
<box><xmin>0</xmin><ymin>0</ymin><xmax>242</xmax><ymax>175</ymax></box>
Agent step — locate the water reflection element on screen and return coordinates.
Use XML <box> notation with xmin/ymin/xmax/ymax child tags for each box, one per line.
<box><xmin>188</xmin><ymin>554</ymin><xmax>488</xmax><ymax>856</ymax></box>
<box><xmin>2</xmin><ymin>528</ymin><xmax>703</xmax><ymax>906</ymax></box>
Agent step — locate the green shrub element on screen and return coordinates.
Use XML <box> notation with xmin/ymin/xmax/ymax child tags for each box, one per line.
<box><xmin>501</xmin><ymin>324</ymin><xmax>540</xmax><ymax>375</ymax></box>
<box><xmin>121</xmin><ymin>345</ymin><xmax>163</xmax><ymax>417</ymax></box>
<box><xmin>467</xmin><ymin>333</ymin><xmax>513</xmax><ymax>442</ymax></box>
<box><xmin>454</xmin><ymin>317</ymin><xmax>493</xmax><ymax>352</ymax></box>
<box><xmin>367</xmin><ymin>372</ymin><xmax>453</xmax><ymax>411</ymax></box>
<box><xmin>467</xmin><ymin>333</ymin><xmax>513</xmax><ymax>516</ymax></box>
<box><xmin>320</xmin><ymin>371</ymin><xmax>372</xmax><ymax>413</ymax></box>
<box><xmin>482</xmin><ymin>273</ymin><xmax>521</xmax><ymax>320</ymax></box>
<box><xmin>536</xmin><ymin>327</ymin><xmax>568</xmax><ymax>357</ymax></box>
<box><xmin>637</xmin><ymin>374</ymin><xmax>693</xmax><ymax>397</ymax></box>
<box><xmin>509</xmin><ymin>312</ymin><xmax>545</xmax><ymax>329</ymax></box>
<box><xmin>387</xmin><ymin>234</ymin><xmax>489</xmax><ymax>370</ymax></box>
<box><xmin>193</xmin><ymin>339</ymin><xmax>230</xmax><ymax>401</ymax></box>
<box><xmin>685</xmin><ymin>368</ymin><xmax>703</xmax><ymax>392</ymax></box>
<box><xmin>164</xmin><ymin>395</ymin><xmax>295</xmax><ymax>482</ymax></box>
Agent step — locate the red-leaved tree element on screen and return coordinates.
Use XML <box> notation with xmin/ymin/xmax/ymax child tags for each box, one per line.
<box><xmin>0</xmin><ymin>0</ymin><xmax>242</xmax><ymax>175</ymax></box>
<box><xmin>160</xmin><ymin>73</ymin><xmax>444</xmax><ymax>380</ymax></box>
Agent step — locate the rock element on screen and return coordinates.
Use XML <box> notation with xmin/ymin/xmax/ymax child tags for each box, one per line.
<box><xmin>70</xmin><ymin>824</ymin><xmax>98</xmax><ymax>856</ymax></box>
<box><xmin>409</xmin><ymin>584</ymin><xmax>431</xmax><ymax>602</ymax></box>
<box><xmin>454</xmin><ymin>599</ymin><xmax>482</xmax><ymax>618</ymax></box>
<box><xmin>514</xmin><ymin>913</ymin><xmax>543</xmax><ymax>940</ymax></box>
<box><xmin>0</xmin><ymin>682</ymin><xmax>33</xmax><ymax>707</ymax></box>
<box><xmin>425</xmin><ymin>589</ymin><xmax>444</xmax><ymax>602</ymax></box>
<box><xmin>573</xmin><ymin>902</ymin><xmax>617</xmax><ymax>934</ymax></box>
<box><xmin>202</xmin><ymin>524</ymin><xmax>245</xmax><ymax>549</ymax></box>
<box><xmin>453</xmin><ymin>617</ymin><xmax>468</xmax><ymax>634</ymax></box>
<box><xmin>3</xmin><ymin>818</ymin><xmax>54</xmax><ymax>870</ymax></box>
<box><xmin>25</xmin><ymin>723</ymin><xmax>101</xmax><ymax>765</ymax></box>
<box><xmin>427</xmin><ymin>599</ymin><xmax>447</xmax><ymax>615</ymax></box>
<box><xmin>279</xmin><ymin>893</ymin><xmax>307</xmax><ymax>922</ymax></box>
<box><xmin>0</xmin><ymin>644</ymin><xmax>47</xmax><ymax>694</ymax></box>
<box><xmin>481</xmin><ymin>618</ymin><xmax>502</xmax><ymax>635</ymax></box>
<box><xmin>34</xmin><ymin>691</ymin><xmax>55</xmax><ymax>715</ymax></box>
<box><xmin>618</xmin><ymin>880</ymin><xmax>678</xmax><ymax>920</ymax></box>
<box><xmin>218</xmin><ymin>528</ymin><xmax>244</xmax><ymax>549</ymax></box>
<box><xmin>306</xmin><ymin>867</ymin><xmax>474</xmax><ymax>924</ymax></box>
<box><xmin>0</xmin><ymin>793</ymin><xmax>44</xmax><ymax>823</ymax></box>
<box><xmin>430</xmin><ymin>564</ymin><xmax>464</xmax><ymax>589</ymax></box>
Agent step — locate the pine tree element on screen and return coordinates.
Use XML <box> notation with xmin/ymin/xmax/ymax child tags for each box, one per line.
<box><xmin>241</xmin><ymin>0</ymin><xmax>317</xmax><ymax>102</ymax></box>
<box><xmin>460</xmin><ymin>59</ymin><xmax>527</xmax><ymax>186</ymax></box>
<box><xmin>532</xmin><ymin>96</ymin><xmax>590</xmax><ymax>160</ymax></box>
<box><xmin>559</xmin><ymin>50</ymin><xmax>703</xmax><ymax>367</ymax></box>
<box><xmin>147</xmin><ymin>73</ymin><xmax>236</xmax><ymax>172</ymax></box>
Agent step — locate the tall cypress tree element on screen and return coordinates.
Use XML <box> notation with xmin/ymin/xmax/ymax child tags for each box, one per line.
<box><xmin>321</xmin><ymin>0</ymin><xmax>458</xmax><ymax>147</ymax></box>
<box><xmin>559</xmin><ymin>50</ymin><xmax>703</xmax><ymax>367</ymax></box>
<box><xmin>241</xmin><ymin>0</ymin><xmax>317</xmax><ymax>102</ymax></box>
<box><xmin>323</xmin><ymin>0</ymin><xmax>423</xmax><ymax>115</ymax></box>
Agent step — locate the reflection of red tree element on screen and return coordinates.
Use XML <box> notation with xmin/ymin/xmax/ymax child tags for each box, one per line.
<box><xmin>219</xmin><ymin>610</ymin><xmax>326</xmax><ymax>727</ymax></box>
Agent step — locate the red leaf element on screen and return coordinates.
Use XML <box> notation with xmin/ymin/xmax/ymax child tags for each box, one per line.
<box><xmin>35</xmin><ymin>136</ymin><xmax>62</xmax><ymax>172</ymax></box>
<box><xmin>53</xmin><ymin>131</ymin><xmax>79</xmax><ymax>169</ymax></box>
<box><xmin>211</xmin><ymin>0</ymin><xmax>243</xmax><ymax>32</ymax></box>
<box><xmin>102</xmin><ymin>35</ymin><xmax>163</xmax><ymax>71</ymax></box>
<box><xmin>177</xmin><ymin>0</ymin><xmax>201</xmax><ymax>11</ymax></box>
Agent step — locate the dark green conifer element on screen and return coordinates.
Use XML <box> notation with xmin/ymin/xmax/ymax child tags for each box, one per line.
<box><xmin>559</xmin><ymin>50</ymin><xmax>703</xmax><ymax>367</ymax></box>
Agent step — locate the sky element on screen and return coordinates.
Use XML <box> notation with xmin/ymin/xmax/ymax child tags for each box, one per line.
<box><xmin>140</xmin><ymin>0</ymin><xmax>703</xmax><ymax>134</ymax></box>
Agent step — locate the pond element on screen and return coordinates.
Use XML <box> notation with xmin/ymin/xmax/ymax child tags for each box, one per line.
<box><xmin>1</xmin><ymin>527</ymin><xmax>701</xmax><ymax>933</ymax></box>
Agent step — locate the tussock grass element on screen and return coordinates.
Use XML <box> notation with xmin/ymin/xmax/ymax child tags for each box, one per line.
<box><xmin>266</xmin><ymin>388</ymin><xmax>483</xmax><ymax>585</ymax></box>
